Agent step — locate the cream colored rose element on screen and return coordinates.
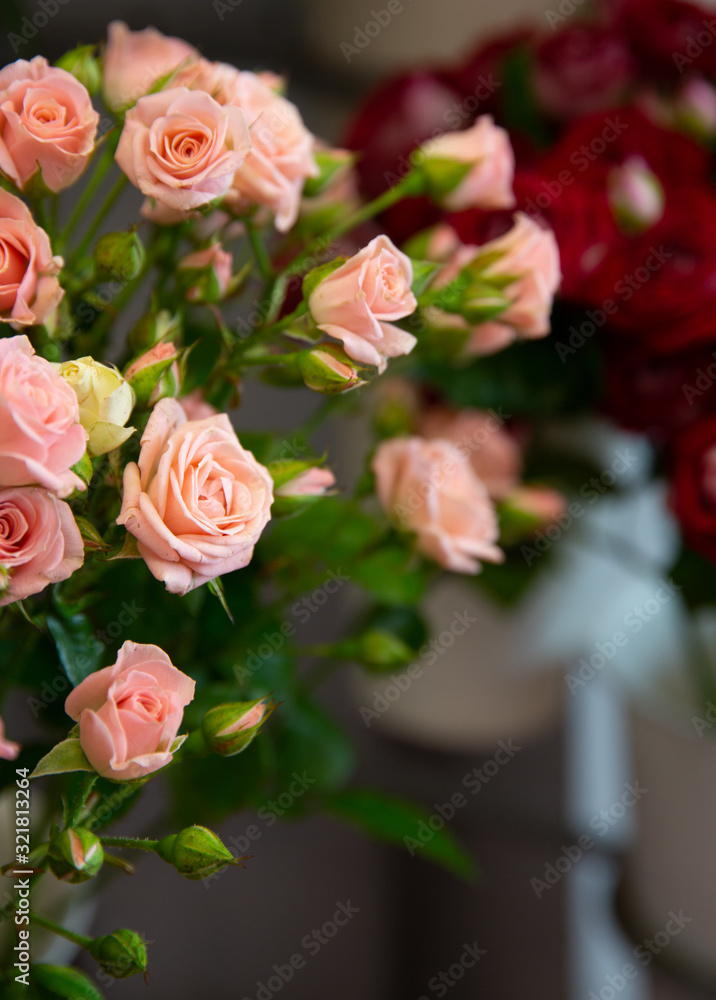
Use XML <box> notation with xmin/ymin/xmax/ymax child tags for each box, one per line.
<box><xmin>57</xmin><ymin>358</ymin><xmax>135</xmax><ymax>456</ymax></box>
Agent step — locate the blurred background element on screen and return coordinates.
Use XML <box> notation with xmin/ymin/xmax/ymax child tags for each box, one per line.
<box><xmin>3</xmin><ymin>1</ymin><xmax>716</xmax><ymax>998</ymax></box>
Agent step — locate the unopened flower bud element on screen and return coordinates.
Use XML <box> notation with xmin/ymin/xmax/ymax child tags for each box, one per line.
<box><xmin>49</xmin><ymin>828</ymin><xmax>104</xmax><ymax>883</ymax></box>
<box><xmin>125</xmin><ymin>342</ymin><xmax>180</xmax><ymax>407</ymax></box>
<box><xmin>156</xmin><ymin>825</ymin><xmax>240</xmax><ymax>880</ymax></box>
<box><xmin>276</xmin><ymin>467</ymin><xmax>336</xmax><ymax>498</ymax></box>
<box><xmin>94</xmin><ymin>230</ymin><xmax>145</xmax><ymax>282</ymax></box>
<box><xmin>676</xmin><ymin>77</ymin><xmax>716</xmax><ymax>139</ymax></box>
<box><xmin>178</xmin><ymin>244</ymin><xmax>233</xmax><ymax>303</ymax></box>
<box><xmin>341</xmin><ymin>629</ymin><xmax>414</xmax><ymax>672</ymax></box>
<box><xmin>55</xmin><ymin>45</ymin><xmax>101</xmax><ymax>94</ymax></box>
<box><xmin>88</xmin><ymin>929</ymin><xmax>147</xmax><ymax>979</ymax></box>
<box><xmin>608</xmin><ymin>157</ymin><xmax>664</xmax><ymax>232</ymax></box>
<box><xmin>298</xmin><ymin>345</ymin><xmax>375</xmax><ymax>395</ymax></box>
<box><xmin>201</xmin><ymin>698</ymin><xmax>273</xmax><ymax>757</ymax></box>
<box><xmin>56</xmin><ymin>357</ymin><xmax>135</xmax><ymax>456</ymax></box>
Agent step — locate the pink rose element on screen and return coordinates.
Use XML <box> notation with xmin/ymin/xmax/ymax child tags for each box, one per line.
<box><xmin>117</xmin><ymin>398</ymin><xmax>273</xmax><ymax>595</ymax></box>
<box><xmin>0</xmin><ymin>715</ymin><xmax>20</xmax><ymax>760</ymax></box>
<box><xmin>0</xmin><ymin>335</ymin><xmax>86</xmax><ymax>498</ymax></box>
<box><xmin>179</xmin><ymin>390</ymin><xmax>217</xmax><ymax>422</ymax></box>
<box><xmin>0</xmin><ymin>57</ymin><xmax>98</xmax><ymax>192</ymax></box>
<box><xmin>218</xmin><ymin>70</ymin><xmax>318</xmax><ymax>232</ymax></box>
<box><xmin>103</xmin><ymin>21</ymin><xmax>196</xmax><ymax>112</ymax></box>
<box><xmin>308</xmin><ymin>235</ymin><xmax>418</xmax><ymax>373</ymax></box>
<box><xmin>115</xmin><ymin>88</ymin><xmax>250</xmax><ymax>213</ymax></box>
<box><xmin>65</xmin><ymin>640</ymin><xmax>195</xmax><ymax>781</ymax></box>
<box><xmin>277</xmin><ymin>467</ymin><xmax>336</xmax><ymax>497</ymax></box>
<box><xmin>420</xmin><ymin>116</ymin><xmax>515</xmax><ymax>211</ymax></box>
<box><xmin>372</xmin><ymin>436</ymin><xmax>504</xmax><ymax>574</ymax></box>
<box><xmin>418</xmin><ymin>407</ymin><xmax>522</xmax><ymax>500</ymax></box>
<box><xmin>178</xmin><ymin>244</ymin><xmax>233</xmax><ymax>301</ymax></box>
<box><xmin>0</xmin><ymin>487</ymin><xmax>83</xmax><ymax>606</ymax></box>
<box><xmin>0</xmin><ymin>188</ymin><xmax>63</xmax><ymax>326</ymax></box>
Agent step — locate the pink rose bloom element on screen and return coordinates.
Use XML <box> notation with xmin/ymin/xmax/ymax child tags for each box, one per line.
<box><xmin>178</xmin><ymin>244</ymin><xmax>233</xmax><ymax>300</ymax></box>
<box><xmin>372</xmin><ymin>436</ymin><xmax>504</xmax><ymax>574</ymax></box>
<box><xmin>103</xmin><ymin>21</ymin><xmax>197</xmax><ymax>112</ymax></box>
<box><xmin>65</xmin><ymin>640</ymin><xmax>195</xmax><ymax>781</ymax></box>
<box><xmin>0</xmin><ymin>188</ymin><xmax>63</xmax><ymax>327</ymax></box>
<box><xmin>180</xmin><ymin>390</ymin><xmax>217</xmax><ymax>422</ymax></box>
<box><xmin>115</xmin><ymin>88</ymin><xmax>250</xmax><ymax>213</ymax></box>
<box><xmin>219</xmin><ymin>70</ymin><xmax>318</xmax><ymax>232</ymax></box>
<box><xmin>419</xmin><ymin>407</ymin><xmax>522</xmax><ymax>500</ymax></box>
<box><xmin>308</xmin><ymin>235</ymin><xmax>418</xmax><ymax>373</ymax></box>
<box><xmin>0</xmin><ymin>57</ymin><xmax>98</xmax><ymax>192</ymax></box>
<box><xmin>0</xmin><ymin>715</ymin><xmax>20</xmax><ymax>760</ymax></box>
<box><xmin>421</xmin><ymin>116</ymin><xmax>515</xmax><ymax>211</ymax></box>
<box><xmin>0</xmin><ymin>487</ymin><xmax>83</xmax><ymax>606</ymax></box>
<box><xmin>277</xmin><ymin>467</ymin><xmax>336</xmax><ymax>497</ymax></box>
<box><xmin>0</xmin><ymin>335</ymin><xmax>86</xmax><ymax>498</ymax></box>
<box><xmin>117</xmin><ymin>398</ymin><xmax>273</xmax><ymax>595</ymax></box>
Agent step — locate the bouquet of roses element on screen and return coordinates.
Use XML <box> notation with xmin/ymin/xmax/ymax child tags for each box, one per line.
<box><xmin>0</xmin><ymin>20</ymin><xmax>565</xmax><ymax>995</ymax></box>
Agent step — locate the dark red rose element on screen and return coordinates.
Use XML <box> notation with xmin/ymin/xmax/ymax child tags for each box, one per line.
<box><xmin>583</xmin><ymin>188</ymin><xmax>716</xmax><ymax>353</ymax></box>
<box><xmin>672</xmin><ymin>415</ymin><xmax>716</xmax><ymax>563</ymax></box>
<box><xmin>450</xmin><ymin>28</ymin><xmax>537</xmax><ymax>122</ymax></box>
<box><xmin>617</xmin><ymin>0</ymin><xmax>716</xmax><ymax>80</ymax></box>
<box><xmin>533</xmin><ymin>25</ymin><xmax>635</xmax><ymax>121</ymax></box>
<box><xmin>539</xmin><ymin>108</ymin><xmax>711</xmax><ymax>191</ymax></box>
<box><xmin>604</xmin><ymin>340</ymin><xmax>716</xmax><ymax>440</ymax></box>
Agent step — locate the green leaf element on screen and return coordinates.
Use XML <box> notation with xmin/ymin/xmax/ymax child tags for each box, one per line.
<box><xmin>31</xmin><ymin>738</ymin><xmax>95</xmax><ymax>778</ymax></box>
<box><xmin>46</xmin><ymin>612</ymin><xmax>101</xmax><ymax>686</ymax></box>
<box><xmin>125</xmin><ymin>354</ymin><xmax>178</xmax><ymax>407</ymax></box>
<box><xmin>33</xmin><ymin>964</ymin><xmax>105</xmax><ymax>1000</ymax></box>
<box><xmin>410</xmin><ymin>260</ymin><xmax>440</xmax><ymax>298</ymax></box>
<box><xmin>351</xmin><ymin>547</ymin><xmax>428</xmax><ymax>605</ymax></box>
<box><xmin>71</xmin><ymin>451</ymin><xmax>94</xmax><ymax>488</ymax></box>
<box><xmin>327</xmin><ymin>787</ymin><xmax>476</xmax><ymax>880</ymax></box>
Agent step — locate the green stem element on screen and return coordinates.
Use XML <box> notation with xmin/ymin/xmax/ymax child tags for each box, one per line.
<box><xmin>91</xmin><ymin>239</ymin><xmax>160</xmax><ymax>343</ymax></box>
<box><xmin>100</xmin><ymin>836</ymin><xmax>160</xmax><ymax>853</ymax></box>
<box><xmin>58</xmin><ymin>146</ymin><xmax>115</xmax><ymax>252</ymax></box>
<box><xmin>66</xmin><ymin>773</ymin><xmax>98</xmax><ymax>828</ymax></box>
<box><xmin>245</xmin><ymin>217</ymin><xmax>274</xmax><ymax>283</ymax></box>
<box><xmin>70</xmin><ymin>173</ymin><xmax>128</xmax><ymax>264</ymax></box>
<box><xmin>30</xmin><ymin>912</ymin><xmax>92</xmax><ymax>949</ymax></box>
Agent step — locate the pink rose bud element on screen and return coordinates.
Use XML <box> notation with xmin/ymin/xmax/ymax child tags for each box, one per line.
<box><xmin>115</xmin><ymin>88</ymin><xmax>250</xmax><ymax>213</ymax></box>
<box><xmin>677</xmin><ymin>78</ymin><xmax>716</xmax><ymax>139</ymax></box>
<box><xmin>0</xmin><ymin>189</ymin><xmax>63</xmax><ymax>327</ymax></box>
<box><xmin>506</xmin><ymin>485</ymin><xmax>567</xmax><ymax>526</ymax></box>
<box><xmin>94</xmin><ymin>230</ymin><xmax>145</xmax><ymax>282</ymax></box>
<box><xmin>0</xmin><ymin>714</ymin><xmax>20</xmax><ymax>760</ymax></box>
<box><xmin>0</xmin><ymin>56</ymin><xmax>99</xmax><ymax>192</ymax></box>
<box><xmin>0</xmin><ymin>336</ymin><xmax>87</xmax><ymax>497</ymax></box>
<box><xmin>64</xmin><ymin>640</ymin><xmax>196</xmax><ymax>781</ymax></box>
<box><xmin>608</xmin><ymin>156</ymin><xmax>664</xmax><ymax>231</ymax></box>
<box><xmin>276</xmin><ymin>467</ymin><xmax>336</xmax><ymax>497</ymax></box>
<box><xmin>307</xmin><ymin>235</ymin><xmax>418</xmax><ymax>373</ymax></box>
<box><xmin>201</xmin><ymin>697</ymin><xmax>274</xmax><ymax>756</ymax></box>
<box><xmin>418</xmin><ymin>407</ymin><xmax>522</xmax><ymax>500</ymax></box>
<box><xmin>125</xmin><ymin>341</ymin><xmax>180</xmax><ymax>407</ymax></box>
<box><xmin>117</xmin><ymin>398</ymin><xmax>273</xmax><ymax>594</ymax></box>
<box><xmin>417</xmin><ymin>116</ymin><xmax>516</xmax><ymax>211</ymax></box>
<box><xmin>102</xmin><ymin>21</ymin><xmax>196</xmax><ymax>112</ymax></box>
<box><xmin>178</xmin><ymin>244</ymin><xmax>233</xmax><ymax>302</ymax></box>
<box><xmin>298</xmin><ymin>345</ymin><xmax>374</xmax><ymax>395</ymax></box>
<box><xmin>372</xmin><ymin>436</ymin><xmax>504</xmax><ymax>575</ymax></box>
<box><xmin>0</xmin><ymin>487</ymin><xmax>84</xmax><ymax>606</ymax></box>
<box><xmin>48</xmin><ymin>828</ymin><xmax>104</xmax><ymax>883</ymax></box>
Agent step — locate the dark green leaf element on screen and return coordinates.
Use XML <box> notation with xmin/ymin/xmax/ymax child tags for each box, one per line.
<box><xmin>33</xmin><ymin>964</ymin><xmax>105</xmax><ymax>1000</ymax></box>
<box><xmin>31</xmin><ymin>738</ymin><xmax>94</xmax><ymax>778</ymax></box>
<box><xmin>46</xmin><ymin>612</ymin><xmax>101</xmax><ymax>686</ymax></box>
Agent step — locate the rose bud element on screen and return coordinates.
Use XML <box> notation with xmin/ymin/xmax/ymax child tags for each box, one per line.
<box><xmin>416</xmin><ymin>116</ymin><xmax>516</xmax><ymax>212</ymax></box>
<box><xmin>125</xmin><ymin>341</ymin><xmax>180</xmax><ymax>407</ymax></box>
<box><xmin>156</xmin><ymin>825</ymin><xmax>240</xmax><ymax>880</ymax></box>
<box><xmin>608</xmin><ymin>157</ymin><xmax>664</xmax><ymax>232</ymax></box>
<box><xmin>48</xmin><ymin>828</ymin><xmax>104</xmax><ymax>884</ymax></box>
<box><xmin>276</xmin><ymin>467</ymin><xmax>336</xmax><ymax>497</ymax></box>
<box><xmin>676</xmin><ymin>78</ymin><xmax>716</xmax><ymax>140</ymax></box>
<box><xmin>498</xmin><ymin>486</ymin><xmax>568</xmax><ymax>546</ymax></box>
<box><xmin>56</xmin><ymin>358</ymin><xmax>135</xmax><ymax>456</ymax></box>
<box><xmin>201</xmin><ymin>698</ymin><xmax>274</xmax><ymax>757</ymax></box>
<box><xmin>88</xmin><ymin>929</ymin><xmax>147</xmax><ymax>979</ymax></box>
<box><xmin>339</xmin><ymin>629</ymin><xmax>414</xmax><ymax>672</ymax></box>
<box><xmin>298</xmin><ymin>345</ymin><xmax>376</xmax><ymax>395</ymax></box>
<box><xmin>94</xmin><ymin>230</ymin><xmax>146</xmax><ymax>282</ymax></box>
<box><xmin>178</xmin><ymin>244</ymin><xmax>233</xmax><ymax>303</ymax></box>
<box><xmin>55</xmin><ymin>45</ymin><xmax>101</xmax><ymax>94</ymax></box>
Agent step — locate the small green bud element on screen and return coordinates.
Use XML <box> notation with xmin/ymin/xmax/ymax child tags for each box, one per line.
<box><xmin>55</xmin><ymin>45</ymin><xmax>101</xmax><ymax>94</ymax></box>
<box><xmin>48</xmin><ymin>828</ymin><xmax>104</xmax><ymax>884</ymax></box>
<box><xmin>298</xmin><ymin>345</ymin><xmax>376</xmax><ymax>395</ymax></box>
<box><xmin>156</xmin><ymin>826</ymin><xmax>240</xmax><ymax>880</ymax></box>
<box><xmin>88</xmin><ymin>929</ymin><xmax>147</xmax><ymax>979</ymax></box>
<box><xmin>202</xmin><ymin>698</ymin><xmax>273</xmax><ymax>757</ymax></box>
<box><xmin>94</xmin><ymin>230</ymin><xmax>145</xmax><ymax>282</ymax></box>
<box><xmin>351</xmin><ymin>629</ymin><xmax>414</xmax><ymax>670</ymax></box>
